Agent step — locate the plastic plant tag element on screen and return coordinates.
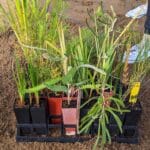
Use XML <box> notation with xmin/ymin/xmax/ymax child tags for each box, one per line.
<box><xmin>129</xmin><ymin>82</ymin><xmax>141</xmax><ymax>104</ymax></box>
<box><xmin>125</xmin><ymin>4</ymin><xmax>147</xmax><ymax>19</ymax></box>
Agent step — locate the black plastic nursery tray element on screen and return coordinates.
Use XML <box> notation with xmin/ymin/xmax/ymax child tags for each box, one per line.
<box><xmin>15</xmin><ymin>121</ymin><xmax>140</xmax><ymax>144</ymax></box>
<box><xmin>16</xmin><ymin>129</ymin><xmax>90</xmax><ymax>143</ymax></box>
<box><xmin>16</xmin><ymin>114</ymin><xmax>91</xmax><ymax>143</ymax></box>
<box><xmin>15</xmin><ymin>103</ymin><xmax>142</xmax><ymax>144</ymax></box>
<box><xmin>16</xmin><ymin>124</ymin><xmax>91</xmax><ymax>143</ymax></box>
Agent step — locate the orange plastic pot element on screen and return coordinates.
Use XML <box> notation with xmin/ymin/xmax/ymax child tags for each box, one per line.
<box><xmin>48</xmin><ymin>97</ymin><xmax>62</xmax><ymax>124</ymax></box>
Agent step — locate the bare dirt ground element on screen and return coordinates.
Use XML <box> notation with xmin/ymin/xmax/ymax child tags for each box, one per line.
<box><xmin>0</xmin><ymin>0</ymin><xmax>150</xmax><ymax>150</ymax></box>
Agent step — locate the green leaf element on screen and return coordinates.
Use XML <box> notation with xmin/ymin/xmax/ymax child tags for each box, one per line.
<box><xmin>101</xmin><ymin>117</ymin><xmax>107</xmax><ymax>144</ymax></box>
<box><xmin>107</xmin><ymin>108</ymin><xmax>123</xmax><ymax>133</ymax></box>
<box><xmin>25</xmin><ymin>83</ymin><xmax>45</xmax><ymax>94</ymax></box>
<box><xmin>81</xmin><ymin>84</ymin><xmax>101</xmax><ymax>90</ymax></box>
<box><xmin>110</xmin><ymin>108</ymin><xmax>130</xmax><ymax>113</ymax></box>
<box><xmin>46</xmin><ymin>85</ymin><xmax>68</xmax><ymax>92</ymax></box>
<box><xmin>111</xmin><ymin>97</ymin><xmax>125</xmax><ymax>107</ymax></box>
<box><xmin>105</xmin><ymin>127</ymin><xmax>111</xmax><ymax>144</ymax></box>
<box><xmin>25</xmin><ymin>77</ymin><xmax>61</xmax><ymax>93</ymax></box>
<box><xmin>80</xmin><ymin>96</ymin><xmax>98</xmax><ymax>108</ymax></box>
<box><xmin>74</xmin><ymin>80</ymin><xmax>89</xmax><ymax>86</ymax></box>
<box><xmin>62</xmin><ymin>67</ymin><xmax>77</xmax><ymax>84</ymax></box>
<box><xmin>78</xmin><ymin>64</ymin><xmax>106</xmax><ymax>75</ymax></box>
<box><xmin>45</xmin><ymin>77</ymin><xmax>62</xmax><ymax>85</ymax></box>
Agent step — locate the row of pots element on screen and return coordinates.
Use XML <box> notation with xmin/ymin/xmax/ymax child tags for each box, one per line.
<box><xmin>14</xmin><ymin>86</ymin><xmax>142</xmax><ymax>140</ymax></box>
<box><xmin>89</xmin><ymin>101</ymin><xmax>142</xmax><ymax>143</ymax></box>
<box><xmin>14</xmin><ymin>90</ymin><xmax>81</xmax><ymax>136</ymax></box>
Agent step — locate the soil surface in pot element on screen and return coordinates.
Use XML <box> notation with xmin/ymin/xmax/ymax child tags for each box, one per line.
<box><xmin>0</xmin><ymin>0</ymin><xmax>150</xmax><ymax>150</ymax></box>
<box><xmin>62</xmin><ymin>100</ymin><xmax>77</xmax><ymax>108</ymax></box>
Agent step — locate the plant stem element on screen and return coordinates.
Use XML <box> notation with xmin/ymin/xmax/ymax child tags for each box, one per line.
<box><xmin>35</xmin><ymin>92</ymin><xmax>40</xmax><ymax>106</ymax></box>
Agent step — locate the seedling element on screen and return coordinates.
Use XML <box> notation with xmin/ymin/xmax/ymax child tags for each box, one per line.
<box><xmin>13</xmin><ymin>56</ymin><xmax>27</xmax><ymax>107</ymax></box>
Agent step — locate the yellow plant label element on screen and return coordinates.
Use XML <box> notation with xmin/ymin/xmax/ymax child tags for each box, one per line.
<box><xmin>129</xmin><ymin>82</ymin><xmax>141</xmax><ymax>104</ymax></box>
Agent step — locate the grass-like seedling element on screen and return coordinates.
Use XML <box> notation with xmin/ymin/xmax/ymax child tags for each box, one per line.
<box><xmin>0</xmin><ymin>0</ymin><xmax>63</xmax><ymax>46</ymax></box>
<box><xmin>0</xmin><ymin>0</ymin><xmax>65</xmax><ymax>81</ymax></box>
<box><xmin>78</xmin><ymin>7</ymin><xmax>136</xmax><ymax>148</ymax></box>
<box><xmin>0</xmin><ymin>0</ymin><xmax>66</xmax><ymax>105</ymax></box>
<box><xmin>13</xmin><ymin>55</ymin><xmax>27</xmax><ymax>106</ymax></box>
<box><xmin>23</xmin><ymin>6</ymin><xmax>136</xmax><ymax>148</ymax></box>
<box><xmin>129</xmin><ymin>39</ymin><xmax>150</xmax><ymax>84</ymax></box>
<box><xmin>27</xmin><ymin>56</ymin><xmax>40</xmax><ymax>106</ymax></box>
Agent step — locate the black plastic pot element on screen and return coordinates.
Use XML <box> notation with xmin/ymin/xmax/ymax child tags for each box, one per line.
<box><xmin>14</xmin><ymin>105</ymin><xmax>31</xmax><ymax>135</ymax></box>
<box><xmin>116</xmin><ymin>126</ymin><xmax>139</xmax><ymax>144</ymax></box>
<box><xmin>80</xmin><ymin>107</ymin><xmax>101</xmax><ymax>136</ymax></box>
<box><xmin>124</xmin><ymin>102</ymin><xmax>142</xmax><ymax>126</ymax></box>
<box><xmin>80</xmin><ymin>108</ymin><xmax>93</xmax><ymax>135</ymax></box>
<box><xmin>115</xmin><ymin>102</ymin><xmax>142</xmax><ymax>144</ymax></box>
<box><xmin>30</xmin><ymin>98</ymin><xmax>48</xmax><ymax>134</ymax></box>
<box><xmin>80</xmin><ymin>97</ymin><xmax>97</xmax><ymax>135</ymax></box>
<box><xmin>109</xmin><ymin>112</ymin><xmax>125</xmax><ymax>137</ymax></box>
<box><xmin>91</xmin><ymin>112</ymin><xmax>125</xmax><ymax>137</ymax></box>
<box><xmin>80</xmin><ymin>108</ymin><xmax>89</xmax><ymax>119</ymax></box>
<box><xmin>91</xmin><ymin>119</ymin><xmax>99</xmax><ymax>135</ymax></box>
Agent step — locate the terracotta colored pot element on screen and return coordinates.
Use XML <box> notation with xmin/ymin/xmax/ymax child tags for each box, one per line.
<box><xmin>62</xmin><ymin>90</ymin><xmax>81</xmax><ymax>136</ymax></box>
<box><xmin>48</xmin><ymin>97</ymin><xmax>62</xmax><ymax>124</ymax></box>
<box><xmin>62</xmin><ymin>107</ymin><xmax>77</xmax><ymax>135</ymax></box>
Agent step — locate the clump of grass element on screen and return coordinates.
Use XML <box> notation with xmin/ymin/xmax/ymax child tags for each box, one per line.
<box><xmin>13</xmin><ymin>55</ymin><xmax>27</xmax><ymax>106</ymax></box>
<box><xmin>0</xmin><ymin>0</ymin><xmax>66</xmax><ymax>106</ymax></box>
